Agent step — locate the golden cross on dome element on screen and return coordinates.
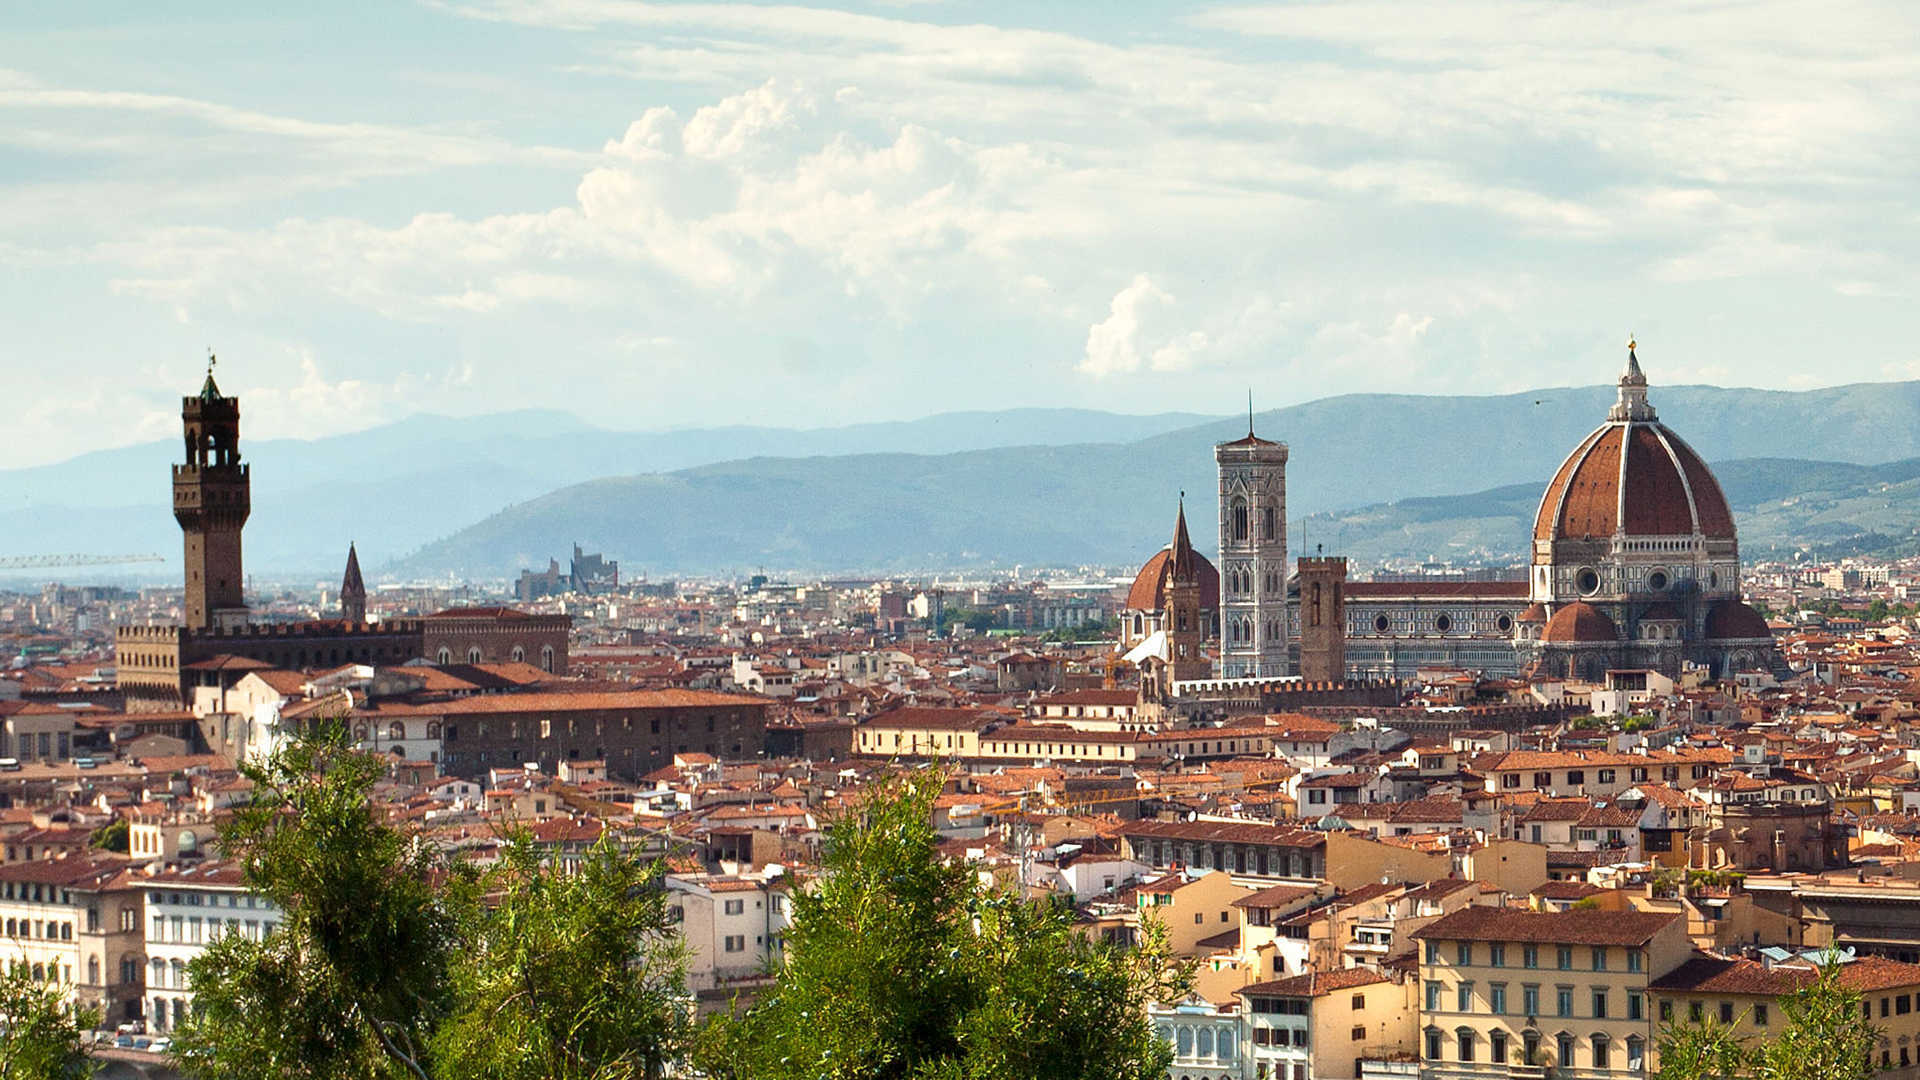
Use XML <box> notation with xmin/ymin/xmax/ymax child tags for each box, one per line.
<box><xmin>1627</xmin><ymin>333</ymin><xmax>1636</xmax><ymax>352</ymax></box>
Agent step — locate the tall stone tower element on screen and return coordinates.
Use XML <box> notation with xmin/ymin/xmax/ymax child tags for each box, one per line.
<box><xmin>340</xmin><ymin>543</ymin><xmax>367</xmax><ymax>625</ymax></box>
<box><xmin>1215</xmin><ymin>423</ymin><xmax>1289</xmax><ymax>679</ymax></box>
<box><xmin>1165</xmin><ymin>499</ymin><xmax>1212</xmax><ymax>686</ymax></box>
<box><xmin>1296</xmin><ymin>556</ymin><xmax>1347</xmax><ymax>682</ymax></box>
<box><xmin>174</xmin><ymin>363</ymin><xmax>250</xmax><ymax>631</ymax></box>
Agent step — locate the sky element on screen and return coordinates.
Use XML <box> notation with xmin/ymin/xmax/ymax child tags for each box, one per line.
<box><xmin>3</xmin><ymin>0</ymin><xmax>1918</xmax><ymax>468</ymax></box>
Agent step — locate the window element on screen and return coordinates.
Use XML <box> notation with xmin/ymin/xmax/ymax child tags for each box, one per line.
<box><xmin>1557</xmin><ymin>1034</ymin><xmax>1575</xmax><ymax>1070</ymax></box>
<box><xmin>1490</xmin><ymin>983</ymin><xmax>1508</xmax><ymax>1014</ymax></box>
<box><xmin>1719</xmin><ymin>1001</ymin><xmax>1734</xmax><ymax>1024</ymax></box>
<box><xmin>1523</xmin><ymin>944</ymin><xmax>1539</xmax><ymax>969</ymax></box>
<box><xmin>1599</xmin><ymin>769</ymin><xmax>1616</xmax><ymax>784</ymax></box>
<box><xmin>1557</xmin><ymin>987</ymin><xmax>1573</xmax><ymax>1018</ymax></box>
<box><xmin>1900</xmin><ymin>994</ymin><xmax>1913</xmax><ymax>1015</ymax></box>
<box><xmin>1628</xmin><ymin>992</ymin><xmax>1643</xmax><ymax>1021</ymax></box>
<box><xmin>1523</xmin><ymin>984</ymin><xmax>1540</xmax><ymax>1016</ymax></box>
<box><xmin>1754</xmin><ymin>1003</ymin><xmax>1768</xmax><ymax>1026</ymax></box>
<box><xmin>1425</xmin><ymin>1028</ymin><xmax>1442</xmax><ymax>1060</ymax></box>
<box><xmin>1426</xmin><ymin>941</ymin><xmax>1440</xmax><ymax>964</ymax></box>
<box><xmin>1557</xmin><ymin>946</ymin><xmax>1573</xmax><ymax>970</ymax></box>
<box><xmin>1491</xmin><ymin>1029</ymin><xmax>1509</xmax><ymax>1062</ymax></box>
<box><xmin>1593</xmin><ymin>1035</ymin><xmax>1610</xmax><ymax>1069</ymax></box>
<box><xmin>1689</xmin><ymin>1001</ymin><xmax>1704</xmax><ymax>1023</ymax></box>
<box><xmin>1457</xmin><ymin>942</ymin><xmax>1473</xmax><ymax>965</ymax></box>
<box><xmin>1490</xmin><ymin>943</ymin><xmax>1506</xmax><ymax>967</ymax></box>
<box><xmin>1591</xmin><ymin>947</ymin><xmax>1607</xmax><ymax>971</ymax></box>
<box><xmin>1457</xmin><ymin>1029</ymin><xmax>1475</xmax><ymax>1062</ymax></box>
<box><xmin>1593</xmin><ymin>989</ymin><xmax>1608</xmax><ymax>1019</ymax></box>
<box><xmin>724</xmin><ymin>899</ymin><xmax>745</xmax><ymax>916</ymax></box>
<box><xmin>1627</xmin><ymin>950</ymin><xmax>1643</xmax><ymax>973</ymax></box>
<box><xmin>1628</xmin><ymin>1035</ymin><xmax>1646</xmax><ymax>1073</ymax></box>
<box><xmin>723</xmin><ymin>935</ymin><xmax>746</xmax><ymax>953</ymax></box>
<box><xmin>1457</xmin><ymin>983</ymin><xmax>1473</xmax><ymax>1012</ymax></box>
<box><xmin>1567</xmin><ymin>770</ymin><xmax>1585</xmax><ymax>785</ymax></box>
<box><xmin>1352</xmin><ymin>993</ymin><xmax>1366</xmax><ymax>1010</ymax></box>
<box><xmin>1425</xmin><ymin>981</ymin><xmax>1442</xmax><ymax>1011</ymax></box>
<box><xmin>1659</xmin><ymin>1000</ymin><xmax>1673</xmax><ymax>1022</ymax></box>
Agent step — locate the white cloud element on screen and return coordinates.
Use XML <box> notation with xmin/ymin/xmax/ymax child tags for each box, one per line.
<box><xmin>8</xmin><ymin>1</ymin><xmax>1920</xmax><ymax>465</ymax></box>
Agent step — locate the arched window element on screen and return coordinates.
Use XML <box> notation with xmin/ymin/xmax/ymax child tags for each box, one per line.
<box><xmin>436</xmin><ymin>647</ymin><xmax>452</xmax><ymax>665</ymax></box>
<box><xmin>353</xmin><ymin>724</ymin><xmax>368</xmax><ymax>741</ymax></box>
<box><xmin>1627</xmin><ymin>1035</ymin><xmax>1645</xmax><ymax>1072</ymax></box>
<box><xmin>426</xmin><ymin>722</ymin><xmax>441</xmax><ymax>740</ymax></box>
<box><xmin>541</xmin><ymin>646</ymin><xmax>555</xmax><ymax>673</ymax></box>
<box><xmin>1262</xmin><ymin>503</ymin><xmax>1278</xmax><ymax>540</ymax></box>
<box><xmin>1196</xmin><ymin>1027</ymin><xmax>1213</xmax><ymax>1057</ymax></box>
<box><xmin>1311</xmin><ymin>583</ymin><xmax>1323</xmax><ymax>627</ymax></box>
<box><xmin>1176</xmin><ymin>1027</ymin><xmax>1194</xmax><ymax>1056</ymax></box>
<box><xmin>512</xmin><ymin>646</ymin><xmax>525</xmax><ymax>663</ymax></box>
<box><xmin>1557</xmin><ymin>1033</ymin><xmax>1575</xmax><ymax>1069</ymax></box>
<box><xmin>1231</xmin><ymin>498</ymin><xmax>1249</xmax><ymax>542</ymax></box>
<box><xmin>389</xmin><ymin>721</ymin><xmax>405</xmax><ymax>742</ymax></box>
<box><xmin>87</xmin><ymin>956</ymin><xmax>99</xmax><ymax>986</ymax></box>
<box><xmin>468</xmin><ymin>647</ymin><xmax>483</xmax><ymax>664</ymax></box>
<box><xmin>151</xmin><ymin>958</ymin><xmax>166</xmax><ymax>989</ymax></box>
<box><xmin>1592</xmin><ymin>1034</ymin><xmax>1610</xmax><ymax>1069</ymax></box>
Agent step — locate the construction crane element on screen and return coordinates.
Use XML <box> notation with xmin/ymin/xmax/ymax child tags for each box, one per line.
<box><xmin>0</xmin><ymin>554</ymin><xmax>166</xmax><ymax>570</ymax></box>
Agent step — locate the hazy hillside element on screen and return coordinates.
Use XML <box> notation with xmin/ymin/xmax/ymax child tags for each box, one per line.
<box><xmin>17</xmin><ymin>379</ymin><xmax>1920</xmax><ymax>580</ymax></box>
<box><xmin>0</xmin><ymin>408</ymin><xmax>1210</xmax><ymax>578</ymax></box>
<box><xmin>394</xmin><ymin>381</ymin><xmax>1920</xmax><ymax>578</ymax></box>
<box><xmin>1297</xmin><ymin>458</ymin><xmax>1920</xmax><ymax>566</ymax></box>
<box><xmin>394</xmin><ymin>450</ymin><xmax>1920</xmax><ymax>579</ymax></box>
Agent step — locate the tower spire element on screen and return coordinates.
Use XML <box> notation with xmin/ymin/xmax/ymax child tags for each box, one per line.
<box><xmin>1170</xmin><ymin>495</ymin><xmax>1196</xmax><ymax>581</ymax></box>
<box><xmin>1608</xmin><ymin>335</ymin><xmax>1656</xmax><ymax>422</ymax></box>
<box><xmin>340</xmin><ymin>542</ymin><xmax>367</xmax><ymax>624</ymax></box>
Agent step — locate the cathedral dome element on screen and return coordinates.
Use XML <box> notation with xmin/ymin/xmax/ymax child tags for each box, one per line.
<box><xmin>1705</xmin><ymin>600</ymin><xmax>1772</xmax><ymax>640</ymax></box>
<box><xmin>1126</xmin><ymin>546</ymin><xmax>1220</xmax><ymax>612</ymax></box>
<box><xmin>1533</xmin><ymin>348</ymin><xmax>1735</xmax><ymax>544</ymax></box>
<box><xmin>1541</xmin><ymin>602</ymin><xmax>1618</xmax><ymax>644</ymax></box>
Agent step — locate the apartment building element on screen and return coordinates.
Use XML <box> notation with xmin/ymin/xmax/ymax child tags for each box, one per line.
<box><xmin>1409</xmin><ymin>906</ymin><xmax>1691</xmax><ymax>1078</ymax></box>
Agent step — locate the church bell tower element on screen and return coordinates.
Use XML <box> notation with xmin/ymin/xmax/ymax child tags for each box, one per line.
<box><xmin>1215</xmin><ymin>417</ymin><xmax>1289</xmax><ymax>679</ymax></box>
<box><xmin>174</xmin><ymin>359</ymin><xmax>250</xmax><ymax>630</ymax></box>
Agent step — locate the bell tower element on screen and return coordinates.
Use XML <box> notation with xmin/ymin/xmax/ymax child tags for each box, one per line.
<box><xmin>1215</xmin><ymin>415</ymin><xmax>1289</xmax><ymax>679</ymax></box>
<box><xmin>174</xmin><ymin>358</ymin><xmax>250</xmax><ymax>631</ymax></box>
<box><xmin>1165</xmin><ymin>498</ymin><xmax>1211</xmax><ymax>686</ymax></box>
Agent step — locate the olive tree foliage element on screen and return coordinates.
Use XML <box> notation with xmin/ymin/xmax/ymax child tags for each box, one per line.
<box><xmin>431</xmin><ymin>835</ymin><xmax>689</xmax><ymax>1080</ymax></box>
<box><xmin>694</xmin><ymin>768</ymin><xmax>1191</xmax><ymax>1080</ymax></box>
<box><xmin>0</xmin><ymin>966</ymin><xmax>96</xmax><ymax>1080</ymax></box>
<box><xmin>172</xmin><ymin>726</ymin><xmax>688</xmax><ymax>1080</ymax></box>
<box><xmin>172</xmin><ymin>729</ymin><xmax>455</xmax><ymax>1080</ymax></box>
<box><xmin>1655</xmin><ymin>959</ymin><xmax>1878</xmax><ymax>1080</ymax></box>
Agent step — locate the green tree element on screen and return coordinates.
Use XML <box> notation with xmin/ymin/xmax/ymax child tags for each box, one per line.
<box><xmin>1655</xmin><ymin>959</ymin><xmax>1876</xmax><ymax>1080</ymax></box>
<box><xmin>173</xmin><ymin>726</ymin><xmax>454</xmax><ymax>1080</ymax></box>
<box><xmin>0</xmin><ymin>966</ymin><xmax>97</xmax><ymax>1079</ymax></box>
<box><xmin>174</xmin><ymin>727</ymin><xmax>690</xmax><ymax>1080</ymax></box>
<box><xmin>88</xmin><ymin>819</ymin><xmax>128</xmax><ymax>854</ymax></box>
<box><xmin>694</xmin><ymin>769</ymin><xmax>1189</xmax><ymax>1080</ymax></box>
<box><xmin>431</xmin><ymin>834</ymin><xmax>688</xmax><ymax>1080</ymax></box>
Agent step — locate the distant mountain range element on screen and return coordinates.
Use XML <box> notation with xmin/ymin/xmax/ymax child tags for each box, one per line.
<box><xmin>10</xmin><ymin>381</ymin><xmax>1920</xmax><ymax>581</ymax></box>
<box><xmin>0</xmin><ymin>408</ymin><xmax>1208</xmax><ymax>580</ymax></box>
<box><xmin>394</xmin><ymin>383</ymin><xmax>1920</xmax><ymax>578</ymax></box>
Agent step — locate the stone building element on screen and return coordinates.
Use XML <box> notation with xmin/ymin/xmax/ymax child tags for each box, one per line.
<box><xmin>1216</xmin><ymin>426</ymin><xmax>1290</xmax><ymax>678</ymax></box>
<box><xmin>115</xmin><ymin>367</ymin><xmax>571</xmax><ymax>713</ymax></box>
<box><xmin>1518</xmin><ymin>345</ymin><xmax>1783</xmax><ymax>680</ymax></box>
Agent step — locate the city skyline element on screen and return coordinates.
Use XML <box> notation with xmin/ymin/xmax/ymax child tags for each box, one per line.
<box><xmin>6</xmin><ymin>1</ymin><xmax>1919</xmax><ymax>467</ymax></box>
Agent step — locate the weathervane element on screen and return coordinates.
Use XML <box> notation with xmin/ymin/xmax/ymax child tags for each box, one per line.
<box><xmin>207</xmin><ymin>348</ymin><xmax>217</xmax><ymax>377</ymax></box>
